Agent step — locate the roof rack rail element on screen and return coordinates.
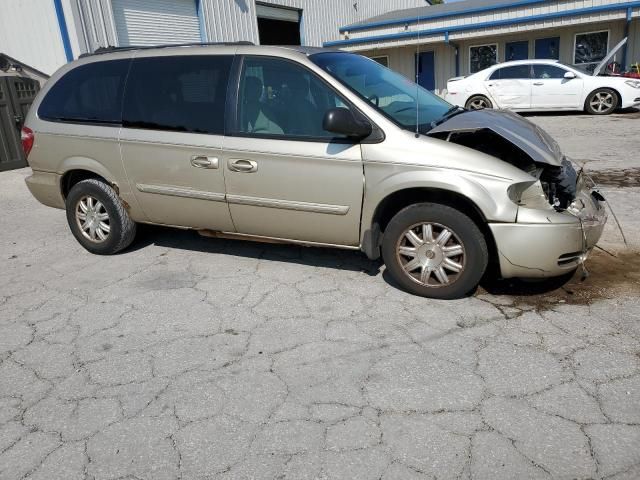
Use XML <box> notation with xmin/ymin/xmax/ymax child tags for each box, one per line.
<box><xmin>79</xmin><ymin>41</ymin><xmax>254</xmax><ymax>58</ymax></box>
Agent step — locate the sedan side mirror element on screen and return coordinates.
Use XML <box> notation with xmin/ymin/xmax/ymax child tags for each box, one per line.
<box><xmin>564</xmin><ymin>71</ymin><xmax>577</xmax><ymax>79</ymax></box>
<box><xmin>323</xmin><ymin>107</ymin><xmax>372</xmax><ymax>139</ymax></box>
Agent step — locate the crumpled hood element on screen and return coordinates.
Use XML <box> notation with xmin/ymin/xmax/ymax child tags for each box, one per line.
<box><xmin>428</xmin><ymin>109</ymin><xmax>564</xmax><ymax>167</ymax></box>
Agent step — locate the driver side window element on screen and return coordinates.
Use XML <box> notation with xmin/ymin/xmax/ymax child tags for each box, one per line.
<box><xmin>532</xmin><ymin>65</ymin><xmax>568</xmax><ymax>79</ymax></box>
<box><xmin>236</xmin><ymin>56</ymin><xmax>349</xmax><ymax>139</ymax></box>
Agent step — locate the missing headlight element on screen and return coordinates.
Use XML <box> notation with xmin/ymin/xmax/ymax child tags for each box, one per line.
<box><xmin>540</xmin><ymin>158</ymin><xmax>577</xmax><ymax>210</ymax></box>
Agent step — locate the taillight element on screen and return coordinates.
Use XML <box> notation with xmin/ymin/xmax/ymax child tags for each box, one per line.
<box><xmin>21</xmin><ymin>126</ymin><xmax>34</xmax><ymax>158</ymax></box>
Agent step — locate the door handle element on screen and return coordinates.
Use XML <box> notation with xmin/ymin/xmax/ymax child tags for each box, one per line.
<box><xmin>533</xmin><ymin>82</ymin><xmax>544</xmax><ymax>86</ymax></box>
<box><xmin>191</xmin><ymin>156</ymin><xmax>219</xmax><ymax>169</ymax></box>
<box><xmin>228</xmin><ymin>159</ymin><xmax>258</xmax><ymax>173</ymax></box>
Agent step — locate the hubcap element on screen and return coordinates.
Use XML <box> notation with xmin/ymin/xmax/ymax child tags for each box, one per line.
<box><xmin>469</xmin><ymin>99</ymin><xmax>487</xmax><ymax>110</ymax></box>
<box><xmin>590</xmin><ymin>92</ymin><xmax>614</xmax><ymax>113</ymax></box>
<box><xmin>76</xmin><ymin>195</ymin><xmax>110</xmax><ymax>243</ymax></box>
<box><xmin>395</xmin><ymin>222</ymin><xmax>465</xmax><ymax>288</ymax></box>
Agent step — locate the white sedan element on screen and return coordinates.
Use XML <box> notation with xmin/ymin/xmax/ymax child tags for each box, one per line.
<box><xmin>445</xmin><ymin>53</ymin><xmax>640</xmax><ymax>115</ymax></box>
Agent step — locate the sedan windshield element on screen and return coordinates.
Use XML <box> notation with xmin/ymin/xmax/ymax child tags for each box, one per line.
<box><xmin>558</xmin><ymin>62</ymin><xmax>592</xmax><ymax>75</ymax></box>
<box><xmin>311</xmin><ymin>52</ymin><xmax>453</xmax><ymax>133</ymax></box>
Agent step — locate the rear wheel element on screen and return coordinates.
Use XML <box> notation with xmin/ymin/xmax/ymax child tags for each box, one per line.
<box><xmin>65</xmin><ymin>179</ymin><xmax>136</xmax><ymax>255</ymax></box>
<box><xmin>585</xmin><ymin>88</ymin><xmax>618</xmax><ymax>115</ymax></box>
<box><xmin>382</xmin><ymin>203</ymin><xmax>488</xmax><ymax>299</ymax></box>
<box><xmin>465</xmin><ymin>95</ymin><xmax>493</xmax><ymax>110</ymax></box>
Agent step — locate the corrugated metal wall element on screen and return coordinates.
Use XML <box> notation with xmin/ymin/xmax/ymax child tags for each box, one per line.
<box><xmin>199</xmin><ymin>0</ymin><xmax>427</xmax><ymax>46</ymax></box>
<box><xmin>73</xmin><ymin>0</ymin><xmax>119</xmax><ymax>53</ymax></box>
<box><xmin>67</xmin><ymin>0</ymin><xmax>430</xmax><ymax>49</ymax></box>
<box><xmin>65</xmin><ymin>0</ymin><xmax>427</xmax><ymax>52</ymax></box>
<box><xmin>0</xmin><ymin>0</ymin><xmax>68</xmax><ymax>74</ymax></box>
<box><xmin>3</xmin><ymin>0</ymin><xmax>637</xmax><ymax>86</ymax></box>
<box><xmin>343</xmin><ymin>0</ymin><xmax>636</xmax><ymax>49</ymax></box>
<box><xmin>111</xmin><ymin>0</ymin><xmax>201</xmax><ymax>46</ymax></box>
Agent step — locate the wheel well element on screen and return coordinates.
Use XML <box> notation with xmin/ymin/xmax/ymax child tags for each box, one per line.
<box><xmin>369</xmin><ymin>188</ymin><xmax>498</xmax><ymax>268</ymax></box>
<box><xmin>60</xmin><ymin>170</ymin><xmax>108</xmax><ymax>199</ymax></box>
<box><xmin>466</xmin><ymin>94</ymin><xmax>490</xmax><ymax>105</ymax></box>
<box><xmin>374</xmin><ymin>188</ymin><xmax>485</xmax><ymax>232</ymax></box>
<box><xmin>585</xmin><ymin>87</ymin><xmax>622</xmax><ymax>108</ymax></box>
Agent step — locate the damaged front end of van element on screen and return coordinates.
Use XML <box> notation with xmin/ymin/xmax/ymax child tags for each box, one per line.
<box><xmin>428</xmin><ymin>109</ymin><xmax>608</xmax><ymax>278</ymax></box>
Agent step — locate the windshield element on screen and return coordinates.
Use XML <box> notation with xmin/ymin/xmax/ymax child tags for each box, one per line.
<box><xmin>559</xmin><ymin>62</ymin><xmax>592</xmax><ymax>75</ymax></box>
<box><xmin>311</xmin><ymin>52</ymin><xmax>453</xmax><ymax>133</ymax></box>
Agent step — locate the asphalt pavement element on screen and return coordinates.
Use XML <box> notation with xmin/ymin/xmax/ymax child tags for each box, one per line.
<box><xmin>1</xmin><ymin>111</ymin><xmax>639</xmax><ymax>479</ymax></box>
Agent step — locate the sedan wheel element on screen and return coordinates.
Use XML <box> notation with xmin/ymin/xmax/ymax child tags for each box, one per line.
<box><xmin>585</xmin><ymin>89</ymin><xmax>618</xmax><ymax>115</ymax></box>
<box><xmin>465</xmin><ymin>95</ymin><xmax>493</xmax><ymax>110</ymax></box>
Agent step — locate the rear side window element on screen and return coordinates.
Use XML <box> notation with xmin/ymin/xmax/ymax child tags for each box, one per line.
<box><xmin>123</xmin><ymin>55</ymin><xmax>232</xmax><ymax>135</ymax></box>
<box><xmin>38</xmin><ymin>59</ymin><xmax>130</xmax><ymax>124</ymax></box>
<box><xmin>489</xmin><ymin>65</ymin><xmax>531</xmax><ymax>80</ymax></box>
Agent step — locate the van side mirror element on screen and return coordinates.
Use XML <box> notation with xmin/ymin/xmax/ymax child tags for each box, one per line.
<box><xmin>323</xmin><ymin>107</ymin><xmax>372</xmax><ymax>139</ymax></box>
<box><xmin>564</xmin><ymin>71</ymin><xmax>577</xmax><ymax>79</ymax></box>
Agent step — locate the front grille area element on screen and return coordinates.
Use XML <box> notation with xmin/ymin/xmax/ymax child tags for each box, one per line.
<box><xmin>558</xmin><ymin>251</ymin><xmax>582</xmax><ymax>266</ymax></box>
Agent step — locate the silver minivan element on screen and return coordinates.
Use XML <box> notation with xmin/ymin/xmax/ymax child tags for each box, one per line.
<box><xmin>23</xmin><ymin>43</ymin><xmax>607</xmax><ymax>299</ymax></box>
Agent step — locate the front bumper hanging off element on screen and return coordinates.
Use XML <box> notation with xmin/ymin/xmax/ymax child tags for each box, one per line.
<box><xmin>489</xmin><ymin>184</ymin><xmax>607</xmax><ymax>279</ymax></box>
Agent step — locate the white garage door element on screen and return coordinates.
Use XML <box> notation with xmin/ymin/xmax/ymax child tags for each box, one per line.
<box><xmin>112</xmin><ymin>0</ymin><xmax>202</xmax><ymax>47</ymax></box>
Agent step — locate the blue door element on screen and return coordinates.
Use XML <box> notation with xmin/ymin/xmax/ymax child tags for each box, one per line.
<box><xmin>535</xmin><ymin>37</ymin><xmax>560</xmax><ymax>60</ymax></box>
<box><xmin>506</xmin><ymin>41</ymin><xmax>529</xmax><ymax>61</ymax></box>
<box><xmin>416</xmin><ymin>51</ymin><xmax>435</xmax><ymax>91</ymax></box>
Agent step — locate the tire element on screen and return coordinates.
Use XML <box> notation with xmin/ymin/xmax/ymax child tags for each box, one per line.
<box><xmin>465</xmin><ymin>95</ymin><xmax>493</xmax><ymax>110</ymax></box>
<box><xmin>585</xmin><ymin>88</ymin><xmax>618</xmax><ymax>115</ymax></box>
<box><xmin>65</xmin><ymin>178</ymin><xmax>136</xmax><ymax>255</ymax></box>
<box><xmin>381</xmin><ymin>203</ymin><xmax>488</xmax><ymax>299</ymax></box>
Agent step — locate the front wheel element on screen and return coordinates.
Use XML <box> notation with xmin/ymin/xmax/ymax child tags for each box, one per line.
<box><xmin>585</xmin><ymin>88</ymin><xmax>618</xmax><ymax>115</ymax></box>
<box><xmin>382</xmin><ymin>203</ymin><xmax>488</xmax><ymax>299</ymax></box>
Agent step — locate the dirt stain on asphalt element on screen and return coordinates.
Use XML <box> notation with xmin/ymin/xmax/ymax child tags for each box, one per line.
<box><xmin>480</xmin><ymin>250</ymin><xmax>640</xmax><ymax>311</ymax></box>
<box><xmin>589</xmin><ymin>168</ymin><xmax>640</xmax><ymax>188</ymax></box>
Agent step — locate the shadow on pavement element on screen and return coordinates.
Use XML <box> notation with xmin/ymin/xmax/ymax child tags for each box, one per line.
<box><xmin>128</xmin><ymin>224</ymin><xmax>383</xmax><ymax>276</ymax></box>
<box><xmin>124</xmin><ymin>225</ymin><xmax>640</xmax><ymax>303</ymax></box>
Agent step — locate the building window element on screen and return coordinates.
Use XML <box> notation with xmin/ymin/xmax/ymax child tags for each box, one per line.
<box><xmin>506</xmin><ymin>41</ymin><xmax>528</xmax><ymax>61</ymax></box>
<box><xmin>535</xmin><ymin>37</ymin><xmax>560</xmax><ymax>60</ymax></box>
<box><xmin>370</xmin><ymin>56</ymin><xmax>389</xmax><ymax>67</ymax></box>
<box><xmin>574</xmin><ymin>31</ymin><xmax>609</xmax><ymax>69</ymax></box>
<box><xmin>470</xmin><ymin>44</ymin><xmax>497</xmax><ymax>74</ymax></box>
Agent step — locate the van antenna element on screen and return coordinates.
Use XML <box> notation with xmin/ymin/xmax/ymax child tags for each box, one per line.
<box><xmin>415</xmin><ymin>23</ymin><xmax>420</xmax><ymax>138</ymax></box>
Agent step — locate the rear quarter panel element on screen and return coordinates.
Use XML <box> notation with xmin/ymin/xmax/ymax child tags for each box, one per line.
<box><xmin>24</xmin><ymin>53</ymin><xmax>146</xmax><ymax>220</ymax></box>
<box><xmin>26</xmin><ymin>122</ymin><xmax>145</xmax><ymax>220</ymax></box>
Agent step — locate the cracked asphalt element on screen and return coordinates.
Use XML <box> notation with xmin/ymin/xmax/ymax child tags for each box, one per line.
<box><xmin>1</xmin><ymin>111</ymin><xmax>640</xmax><ymax>480</ymax></box>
